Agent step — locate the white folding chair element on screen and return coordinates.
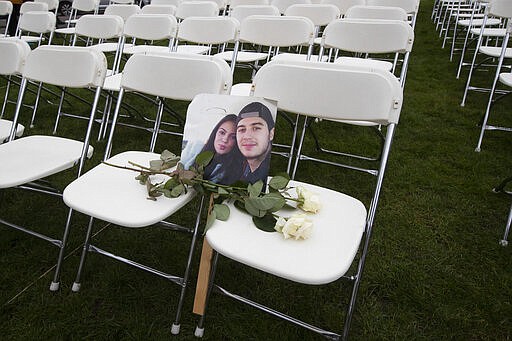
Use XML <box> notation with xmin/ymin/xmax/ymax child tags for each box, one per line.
<box><xmin>182</xmin><ymin>0</ymin><xmax>227</xmax><ymax>14</ymax></box>
<box><xmin>270</xmin><ymin>0</ymin><xmax>311</xmax><ymax>15</ymax></box>
<box><xmin>229</xmin><ymin>0</ymin><xmax>270</xmax><ymax>9</ymax></box>
<box><xmin>122</xmin><ymin>14</ymin><xmax>178</xmax><ymax>55</ymax></box>
<box><xmin>215</xmin><ymin>15</ymin><xmax>316</xmax><ymax>95</ymax></box>
<box><xmin>104</xmin><ymin>3</ymin><xmax>141</xmax><ymax>22</ymax></box>
<box><xmin>345</xmin><ymin>4</ymin><xmax>409</xmax><ymax>21</ymax></box>
<box><xmin>174</xmin><ymin>16</ymin><xmax>239</xmax><ymax>58</ymax></box>
<box><xmin>51</xmin><ymin>14</ymin><xmax>124</xmax><ymax>134</ymax></box>
<box><xmin>0</xmin><ymin>45</ymin><xmax>107</xmax><ymax>291</ymax></box>
<box><xmin>175</xmin><ymin>0</ymin><xmax>219</xmax><ymax>20</ymax></box>
<box><xmin>228</xmin><ymin>4</ymin><xmax>279</xmax><ymax>24</ymax></box>
<box><xmin>35</xmin><ymin>0</ymin><xmax>59</xmax><ymax>13</ymax></box>
<box><xmin>0</xmin><ymin>38</ymin><xmax>31</xmax><ymax>127</ymax></box>
<box><xmin>140</xmin><ymin>3</ymin><xmax>177</xmax><ymax>14</ymax></box>
<box><xmin>151</xmin><ymin>0</ymin><xmax>182</xmax><ymax>6</ymax></box>
<box><xmin>15</xmin><ymin>10</ymin><xmax>56</xmax><ymax>45</ymax></box>
<box><xmin>284</xmin><ymin>3</ymin><xmax>340</xmax><ymax>42</ymax></box>
<box><xmin>62</xmin><ymin>52</ymin><xmax>232</xmax><ymax>335</ymax></box>
<box><xmin>193</xmin><ymin>60</ymin><xmax>403</xmax><ymax>340</ymax></box>
<box><xmin>366</xmin><ymin>0</ymin><xmax>420</xmax><ymax>28</ymax></box>
<box><xmin>320</xmin><ymin>0</ymin><xmax>365</xmax><ymax>17</ymax></box>
<box><xmin>54</xmin><ymin>0</ymin><xmax>101</xmax><ymax>37</ymax></box>
<box><xmin>461</xmin><ymin>0</ymin><xmax>512</xmax><ymax>107</ymax></box>
<box><xmin>0</xmin><ymin>0</ymin><xmax>13</xmax><ymax>37</ymax></box>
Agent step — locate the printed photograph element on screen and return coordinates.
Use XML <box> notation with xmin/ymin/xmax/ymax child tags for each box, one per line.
<box><xmin>180</xmin><ymin>94</ymin><xmax>277</xmax><ymax>186</ymax></box>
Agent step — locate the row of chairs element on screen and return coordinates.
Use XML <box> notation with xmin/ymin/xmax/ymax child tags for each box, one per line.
<box><xmin>0</xmin><ymin>10</ymin><xmax>405</xmax><ymax>335</ymax></box>
<box><xmin>431</xmin><ymin>0</ymin><xmax>511</xmax><ymax>246</ymax></box>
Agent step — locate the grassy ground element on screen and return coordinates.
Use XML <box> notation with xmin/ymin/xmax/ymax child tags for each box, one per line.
<box><xmin>1</xmin><ymin>1</ymin><xmax>511</xmax><ymax>339</ymax></box>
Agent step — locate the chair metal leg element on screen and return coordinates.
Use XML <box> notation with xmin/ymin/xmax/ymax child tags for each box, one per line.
<box><xmin>29</xmin><ymin>81</ymin><xmax>43</xmax><ymax>128</ymax></box>
<box><xmin>172</xmin><ymin>196</ymin><xmax>205</xmax><ymax>335</ymax></box>
<box><xmin>194</xmin><ymin>250</ymin><xmax>220</xmax><ymax>338</ymax></box>
<box><xmin>72</xmin><ymin>216</ymin><xmax>95</xmax><ymax>292</ymax></box>
<box><xmin>500</xmin><ymin>201</ymin><xmax>512</xmax><ymax>247</ymax></box>
<box><xmin>1</xmin><ymin>76</ymin><xmax>11</xmax><ymax>118</ymax></box>
<box><xmin>50</xmin><ymin>208</ymin><xmax>75</xmax><ymax>291</ymax></box>
<box><xmin>52</xmin><ymin>87</ymin><xmax>66</xmax><ymax>135</ymax></box>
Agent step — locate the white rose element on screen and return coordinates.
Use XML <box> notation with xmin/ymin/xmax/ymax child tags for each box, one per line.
<box><xmin>280</xmin><ymin>213</ymin><xmax>313</xmax><ymax>240</ymax></box>
<box><xmin>296</xmin><ymin>186</ymin><xmax>321</xmax><ymax>214</ymax></box>
<box><xmin>274</xmin><ymin>216</ymin><xmax>287</xmax><ymax>233</ymax></box>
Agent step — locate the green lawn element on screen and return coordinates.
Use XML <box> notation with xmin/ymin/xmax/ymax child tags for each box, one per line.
<box><xmin>0</xmin><ymin>1</ymin><xmax>511</xmax><ymax>339</ymax></box>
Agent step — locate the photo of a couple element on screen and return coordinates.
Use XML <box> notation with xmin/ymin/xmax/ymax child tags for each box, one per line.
<box><xmin>180</xmin><ymin>94</ymin><xmax>277</xmax><ymax>186</ymax></box>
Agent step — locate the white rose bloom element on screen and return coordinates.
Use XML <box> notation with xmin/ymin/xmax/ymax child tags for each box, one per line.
<box><xmin>274</xmin><ymin>216</ymin><xmax>287</xmax><ymax>233</ymax></box>
<box><xmin>296</xmin><ymin>186</ymin><xmax>321</xmax><ymax>214</ymax></box>
<box><xmin>281</xmin><ymin>213</ymin><xmax>313</xmax><ymax>240</ymax></box>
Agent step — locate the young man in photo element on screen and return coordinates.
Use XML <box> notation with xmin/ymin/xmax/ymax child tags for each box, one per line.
<box><xmin>236</xmin><ymin>102</ymin><xmax>275</xmax><ymax>184</ymax></box>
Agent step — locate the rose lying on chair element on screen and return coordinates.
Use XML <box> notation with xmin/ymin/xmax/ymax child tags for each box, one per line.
<box><xmin>104</xmin><ymin>150</ymin><xmax>321</xmax><ymax>240</ymax></box>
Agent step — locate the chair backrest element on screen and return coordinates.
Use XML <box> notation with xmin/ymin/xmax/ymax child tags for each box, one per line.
<box><xmin>140</xmin><ymin>4</ymin><xmax>177</xmax><ymax>14</ymax></box>
<box><xmin>18</xmin><ymin>11</ymin><xmax>56</xmax><ymax>35</ymax></box>
<box><xmin>284</xmin><ymin>4</ymin><xmax>340</xmax><ymax>26</ymax></box>
<box><xmin>229</xmin><ymin>4</ymin><xmax>280</xmax><ymax>22</ymax></box>
<box><xmin>110</xmin><ymin>0</ymin><xmax>135</xmax><ymax>4</ymax></box>
<box><xmin>270</xmin><ymin>0</ymin><xmax>311</xmax><ymax>14</ymax></box>
<box><xmin>175</xmin><ymin>1</ymin><xmax>219</xmax><ymax>19</ymax></box>
<box><xmin>345</xmin><ymin>5</ymin><xmax>408</xmax><ymax>21</ymax></box>
<box><xmin>229</xmin><ymin>0</ymin><xmax>270</xmax><ymax>8</ymax></box>
<box><xmin>72</xmin><ymin>0</ymin><xmax>101</xmax><ymax>12</ymax></box>
<box><xmin>182</xmin><ymin>0</ymin><xmax>226</xmax><ymax>11</ymax></box>
<box><xmin>252</xmin><ymin>60</ymin><xmax>403</xmax><ymax>124</ymax></box>
<box><xmin>124</xmin><ymin>14</ymin><xmax>178</xmax><ymax>41</ymax></box>
<box><xmin>320</xmin><ymin>0</ymin><xmax>365</xmax><ymax>16</ymax></box>
<box><xmin>104</xmin><ymin>4</ymin><xmax>141</xmax><ymax>21</ymax></box>
<box><xmin>321</xmin><ymin>18</ymin><xmax>414</xmax><ymax>54</ymax></box>
<box><xmin>0</xmin><ymin>0</ymin><xmax>13</xmax><ymax>36</ymax></box>
<box><xmin>176</xmin><ymin>16</ymin><xmax>238</xmax><ymax>45</ymax></box>
<box><xmin>120</xmin><ymin>53</ymin><xmax>232</xmax><ymax>102</ymax></box>
<box><xmin>20</xmin><ymin>2</ymin><xmax>49</xmax><ymax>14</ymax></box>
<box><xmin>151</xmin><ymin>0</ymin><xmax>182</xmax><ymax>6</ymax></box>
<box><xmin>74</xmin><ymin>14</ymin><xmax>124</xmax><ymax>39</ymax></box>
<box><xmin>0</xmin><ymin>39</ymin><xmax>31</xmax><ymax>76</ymax></box>
<box><xmin>239</xmin><ymin>15</ymin><xmax>315</xmax><ymax>47</ymax></box>
<box><xmin>365</xmin><ymin>0</ymin><xmax>419</xmax><ymax>15</ymax></box>
<box><xmin>488</xmin><ymin>0</ymin><xmax>512</xmax><ymax>19</ymax></box>
<box><xmin>23</xmin><ymin>45</ymin><xmax>107</xmax><ymax>88</ymax></box>
<box><xmin>35</xmin><ymin>0</ymin><xmax>59</xmax><ymax>11</ymax></box>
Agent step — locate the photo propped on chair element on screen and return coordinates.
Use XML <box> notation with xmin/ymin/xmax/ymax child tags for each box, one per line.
<box><xmin>180</xmin><ymin>94</ymin><xmax>277</xmax><ymax>186</ymax></box>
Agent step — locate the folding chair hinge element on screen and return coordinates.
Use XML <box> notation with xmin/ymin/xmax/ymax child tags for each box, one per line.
<box><xmin>393</xmin><ymin>99</ymin><xmax>401</xmax><ymax>109</ymax></box>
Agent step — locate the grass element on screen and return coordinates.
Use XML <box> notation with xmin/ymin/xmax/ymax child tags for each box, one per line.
<box><xmin>1</xmin><ymin>1</ymin><xmax>511</xmax><ymax>339</ymax></box>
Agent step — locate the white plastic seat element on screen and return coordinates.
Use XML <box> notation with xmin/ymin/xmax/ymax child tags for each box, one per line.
<box><xmin>62</xmin><ymin>52</ymin><xmax>232</xmax><ymax>335</ymax></box>
<box><xmin>0</xmin><ymin>0</ymin><xmax>13</xmax><ymax>37</ymax></box>
<box><xmin>193</xmin><ymin>60</ymin><xmax>403</xmax><ymax>340</ymax></box>
<box><xmin>0</xmin><ymin>119</ymin><xmax>24</xmax><ymax>143</ymax></box>
<box><xmin>175</xmin><ymin>1</ymin><xmax>219</xmax><ymax>20</ymax></box>
<box><xmin>140</xmin><ymin>4</ymin><xmax>177</xmax><ymax>14</ymax></box>
<box><xmin>0</xmin><ymin>44</ymin><xmax>107</xmax><ymax>292</ymax></box>
<box><xmin>174</xmin><ymin>16</ymin><xmax>239</xmax><ymax>59</ymax></box>
<box><xmin>122</xmin><ymin>14</ymin><xmax>177</xmax><ymax>55</ymax></box>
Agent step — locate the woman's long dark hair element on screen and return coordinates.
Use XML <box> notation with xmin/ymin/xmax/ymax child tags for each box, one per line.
<box><xmin>201</xmin><ymin>114</ymin><xmax>243</xmax><ymax>184</ymax></box>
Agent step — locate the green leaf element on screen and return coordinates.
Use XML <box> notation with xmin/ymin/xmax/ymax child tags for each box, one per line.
<box><xmin>170</xmin><ymin>184</ymin><xmax>185</xmax><ymax>197</ymax></box>
<box><xmin>244</xmin><ymin>198</ymin><xmax>266</xmax><ymax>217</ymax></box>
<box><xmin>217</xmin><ymin>187</ymin><xmax>229</xmax><ymax>195</ymax></box>
<box><xmin>248</xmin><ymin>181</ymin><xmax>264</xmax><ymax>198</ymax></box>
<box><xmin>163</xmin><ymin>177</ymin><xmax>180</xmax><ymax>190</ymax></box>
<box><xmin>249</xmin><ymin>193</ymin><xmax>285</xmax><ymax>211</ymax></box>
<box><xmin>213</xmin><ymin>204</ymin><xmax>230</xmax><ymax>221</ymax></box>
<box><xmin>205</xmin><ymin>210</ymin><xmax>216</xmax><ymax>232</ymax></box>
<box><xmin>269</xmin><ymin>174</ymin><xmax>290</xmax><ymax>190</ymax></box>
<box><xmin>252</xmin><ymin>214</ymin><xmax>278</xmax><ymax>232</ymax></box>
<box><xmin>195</xmin><ymin>150</ymin><xmax>214</xmax><ymax>167</ymax></box>
<box><xmin>135</xmin><ymin>173</ymin><xmax>148</xmax><ymax>185</ymax></box>
<box><xmin>160</xmin><ymin>150</ymin><xmax>178</xmax><ymax>162</ymax></box>
<box><xmin>161</xmin><ymin>189</ymin><xmax>172</xmax><ymax>198</ymax></box>
<box><xmin>150</xmin><ymin>159</ymin><xmax>164</xmax><ymax>170</ymax></box>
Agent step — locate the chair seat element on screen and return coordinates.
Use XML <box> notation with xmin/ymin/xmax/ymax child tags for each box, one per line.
<box><xmin>103</xmin><ymin>73</ymin><xmax>122</xmax><ymax>91</ymax></box>
<box><xmin>54</xmin><ymin>27</ymin><xmax>76</xmax><ymax>35</ymax></box>
<box><xmin>0</xmin><ymin>119</ymin><xmax>24</xmax><ymax>143</ymax></box>
<box><xmin>91</xmin><ymin>42</ymin><xmax>133</xmax><ymax>53</ymax></box>
<box><xmin>175</xmin><ymin>45</ymin><xmax>210</xmax><ymax>55</ymax></box>
<box><xmin>0</xmin><ymin>135</ymin><xmax>93</xmax><ymax>189</ymax></box>
<box><xmin>470</xmin><ymin>27</ymin><xmax>506</xmax><ymax>37</ymax></box>
<box><xmin>215</xmin><ymin>50</ymin><xmax>268</xmax><ymax>63</ymax></box>
<box><xmin>499</xmin><ymin>72</ymin><xmax>512</xmax><ymax>87</ymax></box>
<box><xmin>229</xmin><ymin>82</ymin><xmax>252</xmax><ymax>96</ymax></box>
<box><xmin>206</xmin><ymin>180</ymin><xmax>366</xmax><ymax>285</ymax></box>
<box><xmin>334</xmin><ymin>56</ymin><xmax>393</xmax><ymax>72</ymax></box>
<box><xmin>458</xmin><ymin>18</ymin><xmax>501</xmax><ymax>27</ymax></box>
<box><xmin>479</xmin><ymin>46</ymin><xmax>512</xmax><ymax>58</ymax></box>
<box><xmin>123</xmin><ymin>45</ymin><xmax>173</xmax><ymax>55</ymax></box>
<box><xmin>63</xmin><ymin>151</ymin><xmax>196</xmax><ymax>227</ymax></box>
<box><xmin>271</xmin><ymin>53</ymin><xmax>329</xmax><ymax>62</ymax></box>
